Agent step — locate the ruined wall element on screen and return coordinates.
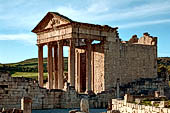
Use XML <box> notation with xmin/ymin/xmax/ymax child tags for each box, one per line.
<box><xmin>93</xmin><ymin>44</ymin><xmax>105</xmax><ymax>93</ymax></box>
<box><xmin>104</xmin><ymin>41</ymin><xmax>120</xmax><ymax>90</ymax></box>
<box><xmin>119</xmin><ymin>43</ymin><xmax>157</xmax><ymax>84</ymax></box>
<box><xmin>0</xmin><ymin>72</ymin><xmax>80</xmax><ymax>109</ymax></box>
<box><xmin>104</xmin><ymin>33</ymin><xmax>157</xmax><ymax>90</ymax></box>
<box><xmin>109</xmin><ymin>99</ymin><xmax>170</xmax><ymax>113</ymax></box>
<box><xmin>0</xmin><ymin>72</ymin><xmax>115</xmax><ymax>109</ymax></box>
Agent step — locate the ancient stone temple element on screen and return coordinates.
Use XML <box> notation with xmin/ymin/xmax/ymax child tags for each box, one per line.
<box><xmin>32</xmin><ymin>12</ymin><xmax>157</xmax><ymax>94</ymax></box>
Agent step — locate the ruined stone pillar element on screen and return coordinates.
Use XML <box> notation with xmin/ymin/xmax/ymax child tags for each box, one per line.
<box><xmin>47</xmin><ymin>43</ymin><xmax>53</xmax><ymax>89</ymax></box>
<box><xmin>68</xmin><ymin>39</ymin><xmax>75</xmax><ymax>87</ymax></box>
<box><xmin>58</xmin><ymin>41</ymin><xmax>64</xmax><ymax>89</ymax></box>
<box><xmin>38</xmin><ymin>44</ymin><xmax>44</xmax><ymax>87</ymax></box>
<box><xmin>80</xmin><ymin>98</ymin><xmax>89</xmax><ymax>113</ymax></box>
<box><xmin>21</xmin><ymin>97</ymin><xmax>32</xmax><ymax>113</ymax></box>
<box><xmin>53</xmin><ymin>44</ymin><xmax>58</xmax><ymax>89</ymax></box>
<box><xmin>116</xmin><ymin>78</ymin><xmax>120</xmax><ymax>98</ymax></box>
<box><xmin>85</xmin><ymin>40</ymin><xmax>92</xmax><ymax>92</ymax></box>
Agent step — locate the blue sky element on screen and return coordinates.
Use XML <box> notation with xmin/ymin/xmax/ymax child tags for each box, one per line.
<box><xmin>0</xmin><ymin>0</ymin><xmax>170</xmax><ymax>63</ymax></box>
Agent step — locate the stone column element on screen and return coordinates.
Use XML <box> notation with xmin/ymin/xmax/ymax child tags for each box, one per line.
<box><xmin>116</xmin><ymin>78</ymin><xmax>120</xmax><ymax>98</ymax></box>
<box><xmin>91</xmin><ymin>50</ymin><xmax>94</xmax><ymax>91</ymax></box>
<box><xmin>47</xmin><ymin>43</ymin><xmax>53</xmax><ymax>89</ymax></box>
<box><xmin>68</xmin><ymin>39</ymin><xmax>75</xmax><ymax>87</ymax></box>
<box><xmin>76</xmin><ymin>52</ymin><xmax>81</xmax><ymax>92</ymax></box>
<box><xmin>53</xmin><ymin>44</ymin><xmax>58</xmax><ymax>89</ymax></box>
<box><xmin>38</xmin><ymin>44</ymin><xmax>44</xmax><ymax>87</ymax></box>
<box><xmin>58</xmin><ymin>41</ymin><xmax>64</xmax><ymax>89</ymax></box>
<box><xmin>21</xmin><ymin>97</ymin><xmax>32</xmax><ymax>113</ymax></box>
<box><xmin>159</xmin><ymin>84</ymin><xmax>164</xmax><ymax>96</ymax></box>
<box><xmin>85</xmin><ymin>40</ymin><xmax>92</xmax><ymax>92</ymax></box>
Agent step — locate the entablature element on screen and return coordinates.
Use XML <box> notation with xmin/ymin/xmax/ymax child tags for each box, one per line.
<box><xmin>32</xmin><ymin>12</ymin><xmax>119</xmax><ymax>45</ymax></box>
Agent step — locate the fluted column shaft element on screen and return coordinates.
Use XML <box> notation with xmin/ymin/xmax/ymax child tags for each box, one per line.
<box><xmin>58</xmin><ymin>41</ymin><xmax>64</xmax><ymax>89</ymax></box>
<box><xmin>38</xmin><ymin>44</ymin><xmax>44</xmax><ymax>87</ymax></box>
<box><xmin>47</xmin><ymin>43</ymin><xmax>53</xmax><ymax>89</ymax></box>
<box><xmin>85</xmin><ymin>40</ymin><xmax>92</xmax><ymax>92</ymax></box>
<box><xmin>53</xmin><ymin>45</ymin><xmax>58</xmax><ymax>89</ymax></box>
<box><xmin>68</xmin><ymin>39</ymin><xmax>75</xmax><ymax>87</ymax></box>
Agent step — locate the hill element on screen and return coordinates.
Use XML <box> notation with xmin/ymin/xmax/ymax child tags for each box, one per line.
<box><xmin>0</xmin><ymin>57</ymin><xmax>68</xmax><ymax>74</ymax></box>
<box><xmin>157</xmin><ymin>57</ymin><xmax>170</xmax><ymax>73</ymax></box>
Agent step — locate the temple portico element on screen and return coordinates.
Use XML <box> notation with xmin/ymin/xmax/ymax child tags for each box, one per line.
<box><xmin>37</xmin><ymin>39</ymin><xmax>92</xmax><ymax>90</ymax></box>
<box><xmin>37</xmin><ymin>38</ymin><xmax>94</xmax><ymax>91</ymax></box>
<box><xmin>32</xmin><ymin>12</ymin><xmax>110</xmax><ymax>92</ymax></box>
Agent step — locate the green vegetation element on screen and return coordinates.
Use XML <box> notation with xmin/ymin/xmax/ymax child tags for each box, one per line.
<box><xmin>166</xmin><ymin>100</ymin><xmax>170</xmax><ymax>108</ymax></box>
<box><xmin>140</xmin><ymin>100</ymin><xmax>152</xmax><ymax>106</ymax></box>
<box><xmin>0</xmin><ymin>57</ymin><xmax>68</xmax><ymax>80</ymax></box>
<box><xmin>0</xmin><ymin>57</ymin><xmax>68</xmax><ymax>73</ymax></box>
<box><xmin>11</xmin><ymin>72</ymin><xmax>48</xmax><ymax>80</ymax></box>
<box><xmin>157</xmin><ymin>57</ymin><xmax>170</xmax><ymax>74</ymax></box>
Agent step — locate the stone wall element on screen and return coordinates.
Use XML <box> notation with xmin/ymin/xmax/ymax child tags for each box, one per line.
<box><xmin>69</xmin><ymin>31</ymin><xmax>157</xmax><ymax>94</ymax></box>
<box><xmin>0</xmin><ymin>72</ymin><xmax>115</xmax><ymax>109</ymax></box>
<box><xmin>93</xmin><ymin>44</ymin><xmax>104</xmax><ymax>93</ymax></box>
<box><xmin>0</xmin><ymin>72</ymin><xmax>80</xmax><ymax>109</ymax></box>
<box><xmin>109</xmin><ymin>99</ymin><xmax>170</xmax><ymax>113</ymax></box>
<box><xmin>119</xmin><ymin>43</ymin><xmax>157</xmax><ymax>83</ymax></box>
<box><xmin>104</xmin><ymin>33</ymin><xmax>157</xmax><ymax>91</ymax></box>
<box><xmin>104</xmin><ymin>41</ymin><xmax>120</xmax><ymax>90</ymax></box>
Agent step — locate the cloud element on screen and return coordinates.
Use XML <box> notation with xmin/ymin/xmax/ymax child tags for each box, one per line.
<box><xmin>1</xmin><ymin>0</ymin><xmax>170</xmax><ymax>31</ymax></box>
<box><xmin>55</xmin><ymin>0</ymin><xmax>170</xmax><ymax>24</ymax></box>
<box><xmin>1</xmin><ymin>0</ymin><xmax>170</xmax><ymax>42</ymax></box>
<box><xmin>117</xmin><ymin>19</ymin><xmax>170</xmax><ymax>29</ymax></box>
<box><xmin>93</xmin><ymin>0</ymin><xmax>170</xmax><ymax>22</ymax></box>
<box><xmin>87</xmin><ymin>0</ymin><xmax>111</xmax><ymax>13</ymax></box>
<box><xmin>0</xmin><ymin>34</ymin><xmax>36</xmax><ymax>44</ymax></box>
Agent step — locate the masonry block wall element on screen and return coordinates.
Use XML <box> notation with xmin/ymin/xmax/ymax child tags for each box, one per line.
<box><xmin>119</xmin><ymin>44</ymin><xmax>157</xmax><ymax>83</ymax></box>
<box><xmin>93</xmin><ymin>44</ymin><xmax>105</xmax><ymax>93</ymax></box>
<box><xmin>0</xmin><ymin>72</ymin><xmax>81</xmax><ymax>109</ymax></box>
<box><xmin>104</xmin><ymin>41</ymin><xmax>120</xmax><ymax>90</ymax></box>
<box><xmin>110</xmin><ymin>99</ymin><xmax>170</xmax><ymax>113</ymax></box>
<box><xmin>104</xmin><ymin>33</ymin><xmax>157</xmax><ymax>91</ymax></box>
<box><xmin>0</xmin><ymin>72</ymin><xmax>116</xmax><ymax>109</ymax></box>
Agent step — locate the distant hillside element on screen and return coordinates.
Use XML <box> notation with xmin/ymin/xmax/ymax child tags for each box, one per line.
<box><xmin>158</xmin><ymin>57</ymin><xmax>170</xmax><ymax>65</ymax></box>
<box><xmin>157</xmin><ymin>57</ymin><xmax>170</xmax><ymax>74</ymax></box>
<box><xmin>0</xmin><ymin>57</ymin><xmax>68</xmax><ymax>74</ymax></box>
<box><xmin>0</xmin><ymin>57</ymin><xmax>169</xmax><ymax>74</ymax></box>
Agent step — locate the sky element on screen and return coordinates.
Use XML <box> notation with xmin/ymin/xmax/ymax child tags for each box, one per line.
<box><xmin>0</xmin><ymin>0</ymin><xmax>170</xmax><ymax>63</ymax></box>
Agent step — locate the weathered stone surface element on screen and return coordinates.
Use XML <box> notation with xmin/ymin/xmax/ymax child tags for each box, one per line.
<box><xmin>110</xmin><ymin>99</ymin><xmax>170</xmax><ymax>113</ymax></box>
<box><xmin>69</xmin><ymin>109</ymin><xmax>79</xmax><ymax>113</ymax></box>
<box><xmin>80</xmin><ymin>98</ymin><xmax>89</xmax><ymax>113</ymax></box>
<box><xmin>21</xmin><ymin>97</ymin><xmax>32</xmax><ymax>113</ymax></box>
<box><xmin>0</xmin><ymin>72</ymin><xmax>115</xmax><ymax>109</ymax></box>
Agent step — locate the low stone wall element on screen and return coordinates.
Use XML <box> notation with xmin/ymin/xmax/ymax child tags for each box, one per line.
<box><xmin>109</xmin><ymin>99</ymin><xmax>170</xmax><ymax>113</ymax></box>
<box><xmin>0</xmin><ymin>72</ymin><xmax>115</xmax><ymax>110</ymax></box>
<box><xmin>1</xmin><ymin>97</ymin><xmax>32</xmax><ymax>113</ymax></box>
<box><xmin>0</xmin><ymin>72</ymin><xmax>80</xmax><ymax>109</ymax></box>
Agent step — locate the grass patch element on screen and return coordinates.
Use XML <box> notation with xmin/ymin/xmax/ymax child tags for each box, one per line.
<box><xmin>11</xmin><ymin>72</ymin><xmax>48</xmax><ymax>80</ymax></box>
<box><xmin>140</xmin><ymin>101</ymin><xmax>152</xmax><ymax>106</ymax></box>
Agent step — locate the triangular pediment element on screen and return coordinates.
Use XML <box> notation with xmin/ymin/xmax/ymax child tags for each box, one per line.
<box><xmin>32</xmin><ymin>12</ymin><xmax>73</xmax><ymax>33</ymax></box>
